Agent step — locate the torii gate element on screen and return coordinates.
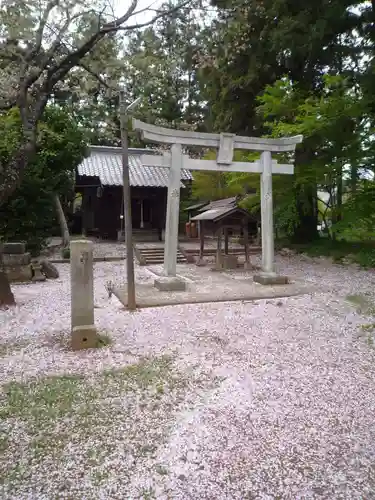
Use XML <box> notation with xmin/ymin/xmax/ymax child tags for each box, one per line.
<box><xmin>133</xmin><ymin>119</ymin><xmax>303</xmax><ymax>285</ymax></box>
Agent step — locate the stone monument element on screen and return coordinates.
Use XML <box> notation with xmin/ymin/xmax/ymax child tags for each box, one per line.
<box><xmin>2</xmin><ymin>242</ymin><xmax>39</xmax><ymax>282</ymax></box>
<box><xmin>70</xmin><ymin>239</ymin><xmax>98</xmax><ymax>350</ymax></box>
<box><xmin>134</xmin><ymin>119</ymin><xmax>303</xmax><ymax>286</ymax></box>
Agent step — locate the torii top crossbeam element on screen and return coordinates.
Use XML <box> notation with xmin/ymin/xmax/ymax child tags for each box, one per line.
<box><xmin>133</xmin><ymin>119</ymin><xmax>303</xmax><ymax>158</ymax></box>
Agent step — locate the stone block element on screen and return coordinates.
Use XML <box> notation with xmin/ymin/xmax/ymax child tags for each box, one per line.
<box><xmin>71</xmin><ymin>325</ymin><xmax>98</xmax><ymax>350</ymax></box>
<box><xmin>279</xmin><ymin>247</ymin><xmax>294</xmax><ymax>257</ymax></box>
<box><xmin>2</xmin><ymin>242</ymin><xmax>26</xmax><ymax>254</ymax></box>
<box><xmin>185</xmin><ymin>253</ymin><xmax>195</xmax><ymax>264</ymax></box>
<box><xmin>3</xmin><ymin>252</ymin><xmax>31</xmax><ymax>266</ymax></box>
<box><xmin>222</xmin><ymin>254</ymin><xmax>238</xmax><ymax>270</ymax></box>
<box><xmin>214</xmin><ymin>256</ymin><xmax>224</xmax><ymax>270</ymax></box>
<box><xmin>40</xmin><ymin>259</ymin><xmax>59</xmax><ymax>279</ymax></box>
<box><xmin>6</xmin><ymin>265</ymin><xmax>33</xmax><ymax>282</ymax></box>
<box><xmin>195</xmin><ymin>257</ymin><xmax>207</xmax><ymax>267</ymax></box>
<box><xmin>31</xmin><ymin>263</ymin><xmax>46</xmax><ymax>282</ymax></box>
<box><xmin>253</xmin><ymin>272</ymin><xmax>289</xmax><ymax>285</ymax></box>
<box><xmin>154</xmin><ymin>277</ymin><xmax>186</xmax><ymax>292</ymax></box>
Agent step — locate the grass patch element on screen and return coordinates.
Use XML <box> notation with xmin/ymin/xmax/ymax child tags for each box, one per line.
<box><xmin>280</xmin><ymin>238</ymin><xmax>375</xmax><ymax>268</ymax></box>
<box><xmin>346</xmin><ymin>294</ymin><xmax>375</xmax><ymax>316</ymax></box>
<box><xmin>0</xmin><ymin>339</ymin><xmax>30</xmax><ymax>358</ymax></box>
<box><xmin>95</xmin><ymin>333</ymin><xmax>112</xmax><ymax>348</ymax></box>
<box><xmin>361</xmin><ymin>323</ymin><xmax>375</xmax><ymax>332</ymax></box>
<box><xmin>360</xmin><ymin>323</ymin><xmax>375</xmax><ymax>348</ymax></box>
<box><xmin>0</xmin><ymin>356</ymin><xmax>216</xmax><ymax>497</ymax></box>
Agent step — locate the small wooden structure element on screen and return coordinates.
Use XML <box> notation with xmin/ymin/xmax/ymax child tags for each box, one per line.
<box><xmin>191</xmin><ymin>204</ymin><xmax>257</xmax><ymax>269</ymax></box>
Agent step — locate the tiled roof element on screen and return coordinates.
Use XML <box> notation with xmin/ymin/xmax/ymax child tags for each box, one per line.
<box><xmin>77</xmin><ymin>146</ymin><xmax>193</xmax><ymax>188</ymax></box>
<box><xmin>191</xmin><ymin>206</ymin><xmax>249</xmax><ymax>222</ymax></box>
<box><xmin>184</xmin><ymin>201</ymin><xmax>208</xmax><ymax>212</ymax></box>
<box><xmin>199</xmin><ymin>196</ymin><xmax>238</xmax><ymax>211</ymax></box>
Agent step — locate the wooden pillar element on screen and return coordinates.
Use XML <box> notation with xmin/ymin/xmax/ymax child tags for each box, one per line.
<box><xmin>216</xmin><ymin>229</ymin><xmax>223</xmax><ymax>269</ymax></box>
<box><xmin>243</xmin><ymin>221</ymin><xmax>250</xmax><ymax>269</ymax></box>
<box><xmin>196</xmin><ymin>220</ymin><xmax>205</xmax><ymax>266</ymax></box>
<box><xmin>224</xmin><ymin>228</ymin><xmax>229</xmax><ymax>255</ymax></box>
<box><xmin>140</xmin><ymin>199</ymin><xmax>144</xmax><ymax>229</ymax></box>
<box><xmin>199</xmin><ymin>221</ymin><xmax>204</xmax><ymax>260</ymax></box>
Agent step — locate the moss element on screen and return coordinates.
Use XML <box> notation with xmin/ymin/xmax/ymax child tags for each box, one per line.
<box><xmin>61</xmin><ymin>247</ymin><xmax>70</xmax><ymax>259</ymax></box>
<box><xmin>0</xmin><ymin>356</ymin><xmax>218</xmax><ymax>496</ymax></box>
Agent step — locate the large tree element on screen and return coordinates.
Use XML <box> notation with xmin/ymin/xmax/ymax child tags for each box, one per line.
<box><xmin>0</xmin><ymin>106</ymin><xmax>87</xmax><ymax>255</ymax></box>
<box><xmin>0</xmin><ymin>0</ymin><xmax>191</xmax><ymax>306</ymax></box>
<box><xmin>199</xmin><ymin>0</ymin><xmax>366</xmax><ymax>241</ymax></box>
<box><xmin>0</xmin><ymin>0</ymin><xmax>191</xmax><ymax>206</ymax></box>
<box><xmin>57</xmin><ymin>1</ymin><xmax>207</xmax><ymax>147</ymax></box>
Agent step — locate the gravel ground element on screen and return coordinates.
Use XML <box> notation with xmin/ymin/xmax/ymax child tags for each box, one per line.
<box><xmin>1</xmin><ymin>249</ymin><xmax>375</xmax><ymax>499</ymax></box>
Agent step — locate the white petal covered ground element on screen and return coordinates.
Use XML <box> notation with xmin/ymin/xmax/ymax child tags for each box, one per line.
<box><xmin>1</xmin><ymin>251</ymin><xmax>375</xmax><ymax>499</ymax></box>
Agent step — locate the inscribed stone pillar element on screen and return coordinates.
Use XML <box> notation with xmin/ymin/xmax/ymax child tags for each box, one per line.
<box><xmin>260</xmin><ymin>150</ymin><xmax>275</xmax><ymax>274</ymax></box>
<box><xmin>164</xmin><ymin>144</ymin><xmax>182</xmax><ymax>276</ymax></box>
<box><xmin>70</xmin><ymin>240</ymin><xmax>98</xmax><ymax>350</ymax></box>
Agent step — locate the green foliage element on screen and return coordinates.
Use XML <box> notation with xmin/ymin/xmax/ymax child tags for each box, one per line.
<box><xmin>288</xmin><ymin>239</ymin><xmax>375</xmax><ymax>268</ymax></box>
<box><xmin>199</xmin><ymin>0</ymin><xmax>374</xmax><ymax>244</ymax></box>
<box><xmin>61</xmin><ymin>247</ymin><xmax>70</xmax><ymax>259</ymax></box>
<box><xmin>0</xmin><ymin>107</ymin><xmax>87</xmax><ymax>255</ymax></box>
<box><xmin>335</xmin><ymin>183</ymin><xmax>375</xmax><ymax>239</ymax></box>
<box><xmin>192</xmin><ymin>171</ymin><xmax>238</xmax><ymax>201</ymax></box>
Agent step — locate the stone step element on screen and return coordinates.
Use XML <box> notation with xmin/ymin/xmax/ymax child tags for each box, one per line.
<box><xmin>139</xmin><ymin>251</ymin><xmax>186</xmax><ymax>257</ymax></box>
<box><xmin>139</xmin><ymin>250</ymin><xmax>165</xmax><ymax>255</ymax></box>
<box><xmin>136</xmin><ymin>245</ymin><xmax>187</xmax><ymax>266</ymax></box>
<box><xmin>139</xmin><ymin>253</ymin><xmax>187</xmax><ymax>259</ymax></box>
<box><xmin>183</xmin><ymin>247</ymin><xmax>261</xmax><ymax>256</ymax></box>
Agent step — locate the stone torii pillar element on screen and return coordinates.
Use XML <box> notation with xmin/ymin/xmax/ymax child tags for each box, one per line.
<box><xmin>134</xmin><ymin>119</ymin><xmax>303</xmax><ymax>287</ymax></box>
<box><xmin>163</xmin><ymin>144</ymin><xmax>182</xmax><ymax>277</ymax></box>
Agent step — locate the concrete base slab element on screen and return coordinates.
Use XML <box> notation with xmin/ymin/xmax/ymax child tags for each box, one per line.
<box><xmin>253</xmin><ymin>272</ymin><xmax>289</xmax><ymax>285</ymax></box>
<box><xmin>71</xmin><ymin>325</ymin><xmax>98</xmax><ymax>350</ymax></box>
<box><xmin>154</xmin><ymin>277</ymin><xmax>187</xmax><ymax>292</ymax></box>
<box><xmin>114</xmin><ymin>280</ymin><xmax>311</xmax><ymax>309</ymax></box>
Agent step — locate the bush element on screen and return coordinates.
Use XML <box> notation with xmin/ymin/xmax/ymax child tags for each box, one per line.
<box><xmin>61</xmin><ymin>247</ymin><xmax>70</xmax><ymax>259</ymax></box>
<box><xmin>285</xmin><ymin>238</ymin><xmax>375</xmax><ymax>268</ymax></box>
<box><xmin>0</xmin><ymin>107</ymin><xmax>87</xmax><ymax>257</ymax></box>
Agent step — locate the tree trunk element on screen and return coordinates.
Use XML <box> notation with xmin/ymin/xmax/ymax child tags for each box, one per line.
<box><xmin>0</xmin><ymin>249</ymin><xmax>15</xmax><ymax>307</ymax></box>
<box><xmin>292</xmin><ymin>146</ymin><xmax>319</xmax><ymax>243</ymax></box>
<box><xmin>55</xmin><ymin>194</ymin><xmax>70</xmax><ymax>247</ymax></box>
<box><xmin>292</xmin><ymin>184</ymin><xmax>319</xmax><ymax>243</ymax></box>
<box><xmin>336</xmin><ymin>164</ymin><xmax>343</xmax><ymax>223</ymax></box>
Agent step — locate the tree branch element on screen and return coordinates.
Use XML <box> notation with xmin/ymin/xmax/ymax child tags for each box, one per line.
<box><xmin>111</xmin><ymin>0</ymin><xmax>192</xmax><ymax>31</ymax></box>
<box><xmin>31</xmin><ymin>0</ymin><xmax>61</xmax><ymax>59</ymax></box>
<box><xmin>78</xmin><ymin>61</ymin><xmax>115</xmax><ymax>91</ymax></box>
<box><xmin>46</xmin><ymin>0</ymin><xmax>192</xmax><ymax>87</ymax></box>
